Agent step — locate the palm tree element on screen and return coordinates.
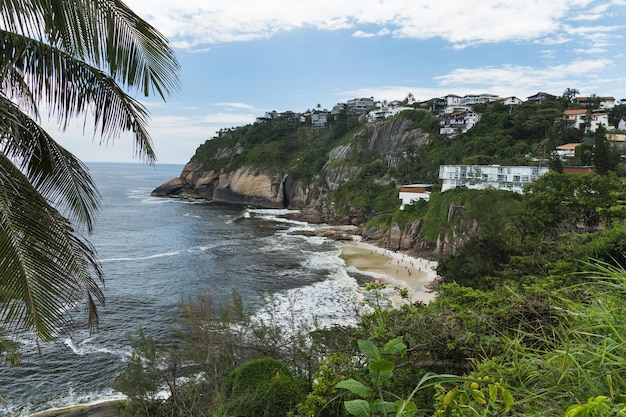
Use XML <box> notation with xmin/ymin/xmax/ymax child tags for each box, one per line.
<box><xmin>0</xmin><ymin>0</ymin><xmax>180</xmax><ymax>343</ymax></box>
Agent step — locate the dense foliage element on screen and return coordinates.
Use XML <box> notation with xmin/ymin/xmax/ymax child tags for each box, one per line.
<box><xmin>113</xmin><ymin>95</ymin><xmax>626</xmax><ymax>416</ymax></box>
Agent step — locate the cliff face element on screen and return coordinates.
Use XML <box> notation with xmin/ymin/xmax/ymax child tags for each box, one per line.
<box><xmin>152</xmin><ymin>162</ymin><xmax>314</xmax><ymax>209</ymax></box>
<box><xmin>152</xmin><ymin>115</ymin><xmax>431</xmax><ymax>222</ymax></box>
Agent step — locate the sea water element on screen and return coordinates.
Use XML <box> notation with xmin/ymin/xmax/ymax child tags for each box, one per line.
<box><xmin>0</xmin><ymin>162</ymin><xmax>364</xmax><ymax>416</ymax></box>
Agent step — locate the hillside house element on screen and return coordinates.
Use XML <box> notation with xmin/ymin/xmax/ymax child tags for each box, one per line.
<box><xmin>439</xmin><ymin>111</ymin><xmax>481</xmax><ymax>135</ymax></box>
<box><xmin>331</xmin><ymin>102</ymin><xmax>347</xmax><ymax>114</ymax></box>
<box><xmin>399</xmin><ymin>184</ymin><xmax>433</xmax><ymax>210</ymax></box>
<box><xmin>555</xmin><ymin>143</ymin><xmax>581</xmax><ymax>159</ymax></box>
<box><xmin>575</xmin><ymin>96</ymin><xmax>616</xmax><ymax>110</ymax></box>
<box><xmin>310</xmin><ymin>113</ymin><xmax>328</xmax><ymax>129</ymax></box>
<box><xmin>346</xmin><ymin>97</ymin><xmax>377</xmax><ymax>117</ymax></box>
<box><xmin>618</xmin><ymin>115</ymin><xmax>626</xmax><ymax>131</ymax></box>
<box><xmin>527</xmin><ymin>92</ymin><xmax>554</xmax><ymax>103</ymax></box>
<box><xmin>461</xmin><ymin>93</ymin><xmax>499</xmax><ymax>106</ymax></box>
<box><xmin>366</xmin><ymin>106</ymin><xmax>413</xmax><ymax>123</ymax></box>
<box><xmin>439</xmin><ymin>165</ymin><xmax>550</xmax><ymax>193</ymax></box>
<box><xmin>498</xmin><ymin>96</ymin><xmax>523</xmax><ymax>105</ymax></box>
<box><xmin>444</xmin><ymin>94</ymin><xmax>463</xmax><ymax>107</ymax></box>
<box><xmin>562</xmin><ymin>109</ymin><xmax>608</xmax><ymax>132</ymax></box>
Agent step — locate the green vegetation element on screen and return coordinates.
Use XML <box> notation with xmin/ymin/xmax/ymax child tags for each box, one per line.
<box><xmin>111</xmin><ymin>96</ymin><xmax>625</xmax><ymax>416</ymax></box>
<box><xmin>113</xmin><ymin>164</ymin><xmax>626</xmax><ymax>416</ymax></box>
<box><xmin>192</xmin><ymin>114</ymin><xmax>365</xmax><ymax>184</ymax></box>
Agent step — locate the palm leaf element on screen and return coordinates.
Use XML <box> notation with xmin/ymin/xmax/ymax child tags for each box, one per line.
<box><xmin>0</xmin><ymin>96</ymin><xmax>100</xmax><ymax>232</ymax></box>
<box><xmin>0</xmin><ymin>153</ymin><xmax>103</xmax><ymax>341</ymax></box>
<box><xmin>2</xmin><ymin>30</ymin><xmax>157</xmax><ymax>162</ymax></box>
<box><xmin>0</xmin><ymin>0</ymin><xmax>180</xmax><ymax>99</ymax></box>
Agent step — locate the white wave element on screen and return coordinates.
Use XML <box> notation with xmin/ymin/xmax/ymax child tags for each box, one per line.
<box><xmin>101</xmin><ymin>250</ymin><xmax>183</xmax><ymax>262</ymax></box>
<box><xmin>300</xmin><ymin>248</ymin><xmax>344</xmax><ymax>271</ymax></box>
<box><xmin>139</xmin><ymin>197</ymin><xmax>173</xmax><ymax>205</ymax></box>
<box><xmin>183</xmin><ymin>212</ymin><xmax>202</xmax><ymax>219</ymax></box>
<box><xmin>226</xmin><ymin>208</ymin><xmax>251</xmax><ymax>223</ymax></box>
<box><xmin>7</xmin><ymin>389</ymin><xmax>127</xmax><ymax>417</ymax></box>
<box><xmin>345</xmin><ymin>265</ymin><xmax>390</xmax><ymax>280</ymax></box>
<box><xmin>253</xmin><ymin>268</ymin><xmax>363</xmax><ymax>330</ymax></box>
<box><xmin>246</xmin><ymin>208</ymin><xmax>307</xmax><ymax>225</ymax></box>
<box><xmin>64</xmin><ymin>338</ymin><xmax>131</xmax><ymax>359</ymax></box>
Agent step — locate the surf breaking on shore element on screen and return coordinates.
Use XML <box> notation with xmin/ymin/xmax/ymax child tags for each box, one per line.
<box><xmin>340</xmin><ymin>237</ymin><xmax>438</xmax><ymax>305</ymax></box>
<box><xmin>311</xmin><ymin>225</ymin><xmax>439</xmax><ymax>304</ymax></box>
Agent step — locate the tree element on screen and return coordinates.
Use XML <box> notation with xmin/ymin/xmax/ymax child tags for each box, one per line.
<box><xmin>524</xmin><ymin>172</ymin><xmax>621</xmax><ymax>236</ymax></box>
<box><xmin>592</xmin><ymin>125</ymin><xmax>611</xmax><ymax>175</ymax></box>
<box><xmin>561</xmin><ymin>87</ymin><xmax>579</xmax><ymax>104</ymax></box>
<box><xmin>0</xmin><ymin>1</ymin><xmax>179</xmax><ymax>342</ymax></box>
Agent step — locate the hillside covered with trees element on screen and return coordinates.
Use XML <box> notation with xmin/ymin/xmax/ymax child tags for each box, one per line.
<box><xmin>122</xmin><ymin>95</ymin><xmax>626</xmax><ymax>416</ymax></box>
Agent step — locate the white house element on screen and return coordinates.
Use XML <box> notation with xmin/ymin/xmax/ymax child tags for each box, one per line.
<box><xmin>399</xmin><ymin>184</ymin><xmax>433</xmax><ymax>210</ymax></box>
<box><xmin>498</xmin><ymin>96</ymin><xmax>523</xmax><ymax>105</ymax></box>
<box><xmin>461</xmin><ymin>94</ymin><xmax>499</xmax><ymax>106</ymax></box>
<box><xmin>555</xmin><ymin>143</ymin><xmax>581</xmax><ymax>159</ymax></box>
<box><xmin>575</xmin><ymin>96</ymin><xmax>616</xmax><ymax>110</ymax></box>
<box><xmin>618</xmin><ymin>115</ymin><xmax>626</xmax><ymax>131</ymax></box>
<box><xmin>590</xmin><ymin>113</ymin><xmax>608</xmax><ymax>132</ymax></box>
<box><xmin>562</xmin><ymin>109</ymin><xmax>608</xmax><ymax>132</ymax></box>
<box><xmin>311</xmin><ymin>113</ymin><xmax>328</xmax><ymax>129</ymax></box>
<box><xmin>366</xmin><ymin>106</ymin><xmax>414</xmax><ymax>123</ymax></box>
<box><xmin>439</xmin><ymin>165</ymin><xmax>550</xmax><ymax>193</ymax></box>
<box><xmin>439</xmin><ymin>111</ymin><xmax>481</xmax><ymax>135</ymax></box>
<box><xmin>443</xmin><ymin>94</ymin><xmax>463</xmax><ymax>107</ymax></box>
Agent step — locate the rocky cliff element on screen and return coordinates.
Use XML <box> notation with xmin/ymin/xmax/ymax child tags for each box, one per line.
<box><xmin>153</xmin><ymin>115</ymin><xmax>430</xmax><ymax>211</ymax></box>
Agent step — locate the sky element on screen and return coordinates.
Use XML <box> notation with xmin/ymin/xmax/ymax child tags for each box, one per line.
<box><xmin>53</xmin><ymin>0</ymin><xmax>626</xmax><ymax>165</ymax></box>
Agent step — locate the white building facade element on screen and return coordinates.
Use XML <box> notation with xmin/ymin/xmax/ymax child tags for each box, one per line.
<box><xmin>439</xmin><ymin>165</ymin><xmax>550</xmax><ymax>193</ymax></box>
<box><xmin>399</xmin><ymin>184</ymin><xmax>433</xmax><ymax>210</ymax></box>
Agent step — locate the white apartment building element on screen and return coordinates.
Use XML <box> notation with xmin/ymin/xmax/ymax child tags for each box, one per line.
<box><xmin>439</xmin><ymin>165</ymin><xmax>550</xmax><ymax>193</ymax></box>
<box><xmin>461</xmin><ymin>94</ymin><xmax>499</xmax><ymax>106</ymax></box>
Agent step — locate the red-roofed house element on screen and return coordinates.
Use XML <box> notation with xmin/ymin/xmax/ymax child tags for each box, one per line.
<box><xmin>555</xmin><ymin>143</ymin><xmax>582</xmax><ymax>159</ymax></box>
<box><xmin>399</xmin><ymin>184</ymin><xmax>433</xmax><ymax>210</ymax></box>
<box><xmin>575</xmin><ymin>96</ymin><xmax>616</xmax><ymax>110</ymax></box>
<box><xmin>562</xmin><ymin>109</ymin><xmax>608</xmax><ymax>132</ymax></box>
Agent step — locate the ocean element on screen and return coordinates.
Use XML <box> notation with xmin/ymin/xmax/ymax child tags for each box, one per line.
<box><xmin>0</xmin><ymin>162</ymin><xmax>365</xmax><ymax>416</ymax></box>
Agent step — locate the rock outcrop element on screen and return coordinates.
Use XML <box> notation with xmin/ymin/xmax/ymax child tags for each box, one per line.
<box><xmin>152</xmin><ymin>115</ymin><xmax>437</xmax><ymax>252</ymax></box>
<box><xmin>359</xmin><ymin>220</ymin><xmax>437</xmax><ymax>256</ymax></box>
<box><xmin>152</xmin><ymin>162</ymin><xmax>313</xmax><ymax>209</ymax></box>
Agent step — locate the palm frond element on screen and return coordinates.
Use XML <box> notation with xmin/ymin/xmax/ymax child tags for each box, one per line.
<box><xmin>0</xmin><ymin>96</ymin><xmax>100</xmax><ymax>231</ymax></box>
<box><xmin>2</xmin><ymin>30</ymin><xmax>156</xmax><ymax>162</ymax></box>
<box><xmin>0</xmin><ymin>63</ymin><xmax>38</xmax><ymax>116</ymax></box>
<box><xmin>0</xmin><ymin>0</ymin><xmax>180</xmax><ymax>99</ymax></box>
<box><xmin>0</xmin><ymin>153</ymin><xmax>104</xmax><ymax>341</ymax></box>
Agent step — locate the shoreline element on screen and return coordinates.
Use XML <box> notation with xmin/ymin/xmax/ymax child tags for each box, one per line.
<box><xmin>339</xmin><ymin>236</ymin><xmax>439</xmax><ymax>305</ymax></box>
<box><xmin>25</xmin><ymin>223</ymin><xmax>436</xmax><ymax>417</ymax></box>
<box><xmin>30</xmin><ymin>400</ymin><xmax>122</xmax><ymax>417</ymax></box>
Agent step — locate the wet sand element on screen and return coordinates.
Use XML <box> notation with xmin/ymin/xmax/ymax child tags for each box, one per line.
<box><xmin>341</xmin><ymin>238</ymin><xmax>438</xmax><ymax>305</ymax></box>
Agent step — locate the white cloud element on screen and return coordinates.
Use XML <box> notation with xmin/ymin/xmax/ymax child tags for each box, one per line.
<box><xmin>432</xmin><ymin>59</ymin><xmax>615</xmax><ymax>97</ymax></box>
<box><xmin>214</xmin><ymin>102</ymin><xmax>256</xmax><ymax>110</ymax></box>
<box><xmin>124</xmin><ymin>0</ymin><xmax>624</xmax><ymax>49</ymax></box>
<box><xmin>353</xmin><ymin>28</ymin><xmax>391</xmax><ymax>38</ymax></box>
<box><xmin>340</xmin><ymin>57</ymin><xmax>622</xmax><ymax>105</ymax></box>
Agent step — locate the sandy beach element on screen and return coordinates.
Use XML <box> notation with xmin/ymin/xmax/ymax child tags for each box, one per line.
<box><xmin>341</xmin><ymin>237</ymin><xmax>438</xmax><ymax>305</ymax></box>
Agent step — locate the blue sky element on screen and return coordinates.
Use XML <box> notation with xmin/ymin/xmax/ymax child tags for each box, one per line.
<box><xmin>54</xmin><ymin>0</ymin><xmax>626</xmax><ymax>165</ymax></box>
